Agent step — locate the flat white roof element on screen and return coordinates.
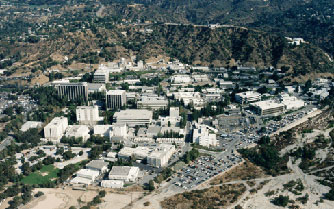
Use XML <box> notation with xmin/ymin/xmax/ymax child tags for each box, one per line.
<box><xmin>251</xmin><ymin>100</ymin><xmax>285</xmax><ymax>110</ymax></box>
<box><xmin>106</xmin><ymin>90</ymin><xmax>126</xmax><ymax>95</ymax></box>
<box><xmin>114</xmin><ymin>109</ymin><xmax>153</xmax><ymax>120</ymax></box>
<box><xmin>77</xmin><ymin>169</ymin><xmax>100</xmax><ymax>176</ymax></box>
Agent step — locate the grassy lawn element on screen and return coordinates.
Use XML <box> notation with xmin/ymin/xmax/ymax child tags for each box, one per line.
<box><xmin>21</xmin><ymin>165</ymin><xmax>59</xmax><ymax>185</ymax></box>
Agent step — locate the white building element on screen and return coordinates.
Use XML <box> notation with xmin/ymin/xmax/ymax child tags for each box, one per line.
<box><xmin>93</xmin><ymin>125</ymin><xmax>113</xmax><ymax>137</ymax></box>
<box><xmin>235</xmin><ymin>91</ymin><xmax>261</xmax><ymax>104</ymax></box>
<box><xmin>101</xmin><ymin>180</ymin><xmax>124</xmax><ymax>188</ymax></box>
<box><xmin>65</xmin><ymin>125</ymin><xmax>90</xmax><ymax>142</ymax></box>
<box><xmin>106</xmin><ymin>90</ymin><xmax>127</xmax><ymax>110</ymax></box>
<box><xmin>156</xmin><ymin>138</ymin><xmax>185</xmax><ymax>145</ymax></box>
<box><xmin>109</xmin><ymin>166</ymin><xmax>140</xmax><ymax>182</ymax></box>
<box><xmin>76</xmin><ymin>106</ymin><xmax>103</xmax><ymax>125</ymax></box>
<box><xmin>251</xmin><ymin>100</ymin><xmax>285</xmax><ymax>116</ymax></box>
<box><xmin>76</xmin><ymin>169</ymin><xmax>100</xmax><ymax>181</ymax></box>
<box><xmin>111</xmin><ymin>123</ymin><xmax>128</xmax><ymax>137</ymax></box>
<box><xmin>279</xmin><ymin>94</ymin><xmax>305</xmax><ymax>110</ymax></box>
<box><xmin>86</xmin><ymin>160</ymin><xmax>109</xmax><ymax>173</ymax></box>
<box><xmin>93</xmin><ymin>69</ymin><xmax>109</xmax><ymax>83</ymax></box>
<box><xmin>20</xmin><ymin>121</ymin><xmax>43</xmax><ymax>132</ymax></box>
<box><xmin>219</xmin><ymin>80</ymin><xmax>235</xmax><ymax>89</ymax></box>
<box><xmin>159</xmin><ymin>107</ymin><xmax>182</xmax><ymax>127</ymax></box>
<box><xmin>171</xmin><ymin>75</ymin><xmax>192</xmax><ymax>84</ymax></box>
<box><xmin>137</xmin><ymin>96</ymin><xmax>168</xmax><ymax>110</ymax></box>
<box><xmin>113</xmin><ymin>109</ymin><xmax>153</xmax><ymax>126</ymax></box>
<box><xmin>44</xmin><ymin>117</ymin><xmax>68</xmax><ymax>143</ymax></box>
<box><xmin>173</xmin><ymin>91</ymin><xmax>204</xmax><ymax>108</ymax></box>
<box><xmin>147</xmin><ymin>144</ymin><xmax>176</xmax><ymax>168</ymax></box>
<box><xmin>99</xmin><ymin>63</ymin><xmax>123</xmax><ymax>74</ymax></box>
<box><xmin>118</xmin><ymin>147</ymin><xmax>152</xmax><ymax>160</ymax></box>
<box><xmin>192</xmin><ymin>124</ymin><xmax>217</xmax><ymax>147</ymax></box>
<box><xmin>87</xmin><ymin>83</ymin><xmax>107</xmax><ymax>94</ymax></box>
<box><xmin>203</xmin><ymin>88</ymin><xmax>223</xmax><ymax>101</ymax></box>
<box><xmin>192</xmin><ymin>74</ymin><xmax>209</xmax><ymax>82</ymax></box>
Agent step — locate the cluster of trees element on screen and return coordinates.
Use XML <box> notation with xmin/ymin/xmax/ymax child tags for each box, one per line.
<box><xmin>60</xmin><ymin>136</ymin><xmax>83</xmax><ymax>146</ymax></box>
<box><xmin>154</xmin><ymin>168</ymin><xmax>173</xmax><ymax>184</ymax></box>
<box><xmin>63</xmin><ymin>150</ymin><xmax>76</xmax><ymax>160</ymax></box>
<box><xmin>272</xmin><ymin>195</ymin><xmax>289</xmax><ymax>207</ymax></box>
<box><xmin>191</xmin><ymin>101</ymin><xmax>229</xmax><ymax>121</ymax></box>
<box><xmin>183</xmin><ymin>148</ymin><xmax>199</xmax><ymax>164</ymax></box>
<box><xmin>290</xmin><ymin>145</ymin><xmax>316</xmax><ymax>170</ymax></box>
<box><xmin>28</xmin><ymin>86</ymin><xmax>64</xmax><ymax>107</ymax></box>
<box><xmin>57</xmin><ymin>161</ymin><xmax>87</xmax><ymax>183</ymax></box>
<box><xmin>239</xmin><ymin>136</ymin><xmax>287</xmax><ymax>175</ymax></box>
<box><xmin>15</xmin><ymin>128</ymin><xmax>41</xmax><ymax>146</ymax></box>
<box><xmin>48</xmin><ymin>72</ymin><xmax>63</xmax><ymax>82</ymax></box>
<box><xmin>80</xmin><ymin>72</ymin><xmax>93</xmax><ymax>83</ymax></box>
<box><xmin>4</xmin><ymin>114</ymin><xmax>24</xmax><ymax>133</ymax></box>
<box><xmin>4</xmin><ymin>184</ymin><xmax>33</xmax><ymax>209</ymax></box>
<box><xmin>139</xmin><ymin>77</ymin><xmax>162</xmax><ymax>87</ymax></box>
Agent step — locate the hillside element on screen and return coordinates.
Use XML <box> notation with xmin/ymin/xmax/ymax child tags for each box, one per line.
<box><xmin>97</xmin><ymin>0</ymin><xmax>334</xmax><ymax>57</ymax></box>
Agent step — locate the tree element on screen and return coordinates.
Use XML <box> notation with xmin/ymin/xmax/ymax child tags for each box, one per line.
<box><xmin>63</xmin><ymin>151</ymin><xmax>76</xmax><ymax>160</ymax></box>
<box><xmin>22</xmin><ymin>162</ymin><xmax>31</xmax><ymax>176</ymax></box>
<box><xmin>148</xmin><ymin>180</ymin><xmax>155</xmax><ymax>191</ymax></box>
<box><xmin>303</xmin><ymin>79</ymin><xmax>312</xmax><ymax>93</ymax></box>
<box><xmin>99</xmin><ymin>190</ymin><xmax>106</xmax><ymax>197</ymax></box>
<box><xmin>3</xmin><ymin>107</ymin><xmax>14</xmax><ymax>116</ymax></box>
<box><xmin>272</xmin><ymin>195</ymin><xmax>289</xmax><ymax>207</ymax></box>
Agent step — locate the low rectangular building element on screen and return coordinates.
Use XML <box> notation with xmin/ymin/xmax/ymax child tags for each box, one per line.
<box><xmin>86</xmin><ymin>160</ymin><xmax>109</xmax><ymax>173</ymax></box>
<box><xmin>113</xmin><ymin>109</ymin><xmax>152</xmax><ymax>126</ymax></box>
<box><xmin>93</xmin><ymin>125</ymin><xmax>112</xmax><ymax>137</ymax></box>
<box><xmin>137</xmin><ymin>96</ymin><xmax>168</xmax><ymax>110</ymax></box>
<box><xmin>235</xmin><ymin>91</ymin><xmax>261</xmax><ymax>104</ymax></box>
<box><xmin>65</xmin><ymin>125</ymin><xmax>90</xmax><ymax>142</ymax></box>
<box><xmin>101</xmin><ymin>180</ymin><xmax>124</xmax><ymax>188</ymax></box>
<box><xmin>251</xmin><ymin>100</ymin><xmax>285</xmax><ymax>116</ymax></box>
<box><xmin>76</xmin><ymin>169</ymin><xmax>100</xmax><ymax>181</ymax></box>
<box><xmin>20</xmin><ymin>121</ymin><xmax>43</xmax><ymax>132</ymax></box>
<box><xmin>109</xmin><ymin>166</ymin><xmax>139</xmax><ymax>182</ymax></box>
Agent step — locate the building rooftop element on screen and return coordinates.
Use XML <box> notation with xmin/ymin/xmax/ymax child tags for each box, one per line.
<box><xmin>106</xmin><ymin>90</ymin><xmax>126</xmax><ymax>95</ymax></box>
<box><xmin>251</xmin><ymin>100</ymin><xmax>285</xmax><ymax>110</ymax></box>
<box><xmin>110</xmin><ymin>166</ymin><xmax>138</xmax><ymax>176</ymax></box>
<box><xmin>113</xmin><ymin>109</ymin><xmax>153</xmax><ymax>120</ymax></box>
<box><xmin>20</xmin><ymin>121</ymin><xmax>43</xmax><ymax>132</ymax></box>
<box><xmin>45</xmin><ymin>117</ymin><xmax>67</xmax><ymax>127</ymax></box>
<box><xmin>77</xmin><ymin>168</ymin><xmax>100</xmax><ymax>176</ymax></box>
<box><xmin>86</xmin><ymin>160</ymin><xmax>109</xmax><ymax>170</ymax></box>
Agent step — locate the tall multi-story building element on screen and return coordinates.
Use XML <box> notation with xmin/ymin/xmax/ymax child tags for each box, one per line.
<box><xmin>44</xmin><ymin>116</ymin><xmax>68</xmax><ymax>143</ymax></box>
<box><xmin>76</xmin><ymin>106</ymin><xmax>102</xmax><ymax>125</ymax></box>
<box><xmin>106</xmin><ymin>90</ymin><xmax>127</xmax><ymax>109</ymax></box>
<box><xmin>192</xmin><ymin>124</ymin><xmax>218</xmax><ymax>147</ymax></box>
<box><xmin>54</xmin><ymin>81</ymin><xmax>88</xmax><ymax>101</ymax></box>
